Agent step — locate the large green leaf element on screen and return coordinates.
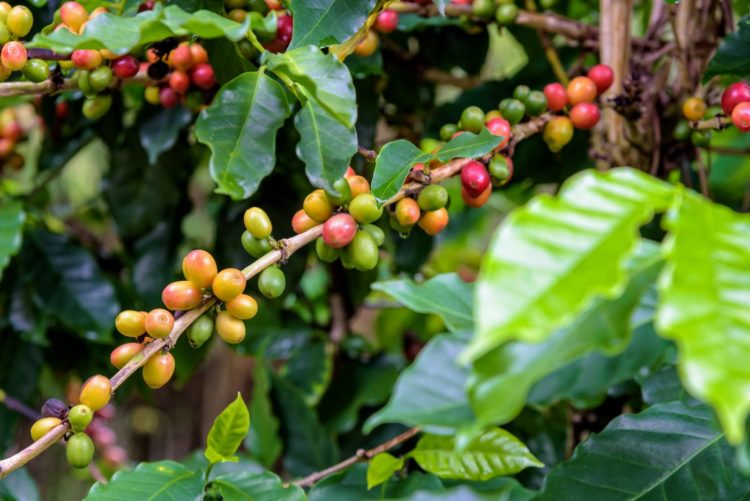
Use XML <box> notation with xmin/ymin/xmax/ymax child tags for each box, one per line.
<box><xmin>705</xmin><ymin>15</ymin><xmax>750</xmax><ymax>79</ymax></box>
<box><xmin>294</xmin><ymin>89</ymin><xmax>358</xmax><ymax>193</ymax></box>
<box><xmin>367</xmin><ymin>452</ymin><xmax>405</xmax><ymax>489</ymax></box>
<box><xmin>409</xmin><ymin>428</ymin><xmax>542</xmax><ymax>481</ymax></box>
<box><xmin>280</xmin><ymin>337</ymin><xmax>333</xmax><ymax>407</ymax></box>
<box><xmin>210</xmin><ymin>471</ymin><xmax>306</xmax><ymax>501</ymax></box>
<box><xmin>365</xmin><ymin>333</ymin><xmax>474</xmax><ymax>434</ymax></box>
<box><xmin>246</xmin><ymin>360</ymin><xmax>282</xmax><ymax>468</ymax></box>
<box><xmin>205</xmin><ymin>393</ymin><xmax>251</xmax><ymax>463</ymax></box>
<box><xmin>289</xmin><ymin>0</ymin><xmax>376</xmax><ymax>49</ymax></box>
<box><xmin>372</xmin><ymin>274</ymin><xmax>474</xmax><ymax>332</ymax></box>
<box><xmin>465</xmin><ymin>167</ymin><xmax>674</xmax><ymax>363</ymax></box>
<box><xmin>370</xmin><ymin>140</ymin><xmax>432</xmax><ymax>203</ymax></box>
<box><xmin>85</xmin><ymin>461</ymin><xmax>203</xmax><ymax>500</ymax></box>
<box><xmin>195</xmin><ymin>70</ymin><xmax>293</xmax><ymax>200</ymax></box>
<box><xmin>0</xmin><ymin>200</ymin><xmax>24</xmax><ymax>280</ymax></box>
<box><xmin>538</xmin><ymin>402</ymin><xmax>750</xmax><ymax>499</ymax></box>
<box><xmin>657</xmin><ymin>190</ymin><xmax>750</xmax><ymax>444</ymax></box>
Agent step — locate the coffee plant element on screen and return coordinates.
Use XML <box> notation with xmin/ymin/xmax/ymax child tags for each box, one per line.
<box><xmin>0</xmin><ymin>0</ymin><xmax>750</xmax><ymax>498</ymax></box>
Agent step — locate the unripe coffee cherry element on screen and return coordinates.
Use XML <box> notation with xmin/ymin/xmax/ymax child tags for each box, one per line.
<box><xmin>345</xmin><ymin>230</ymin><xmax>379</xmax><ymax>271</ymax></box>
<box><xmin>498</xmin><ymin>98</ymin><xmax>525</xmax><ymax>125</ymax></box>
<box><xmin>732</xmin><ymin>101</ymin><xmax>750</xmax><ymax>132</ymax></box>
<box><xmin>304</xmin><ymin>189</ymin><xmax>335</xmax><ymax>222</ymax></box>
<box><xmin>513</xmin><ymin>85</ymin><xmax>530</xmax><ymax>101</ymax></box>
<box><xmin>71</xmin><ymin>49</ymin><xmax>102</xmax><ymax>70</ymax></box>
<box><xmin>354</xmin><ymin>30</ymin><xmax>379</xmax><ymax>57</ymax></box>
<box><xmin>115</xmin><ymin>310</ymin><xmax>146</xmax><ymax>337</ymax></box>
<box><xmin>721</xmin><ymin>81</ymin><xmax>750</xmax><ymax>116</ymax></box>
<box><xmin>89</xmin><ymin>65</ymin><xmax>112</xmax><ymax>91</ymax></box>
<box><xmin>67</xmin><ymin>433</ymin><xmax>95</xmax><ymax>469</ymax></box>
<box><xmin>82</xmin><ymin>95</ymin><xmax>112</xmax><ymax>120</ymax></box>
<box><xmin>690</xmin><ymin>129</ymin><xmax>711</xmax><ymax>147</ymax></box>
<box><xmin>346</xmin><ymin>175</ymin><xmax>370</xmax><ymax>198</ymax></box>
<box><xmin>169</xmin><ymin>70</ymin><xmax>190</xmax><ymax>94</ymax></box>
<box><xmin>322</xmin><ymin>213</ymin><xmax>358</xmax><ymax>248</ymax></box>
<box><xmin>569</xmin><ymin>102</ymin><xmax>601</xmax><ymax>129</ymax></box>
<box><xmin>682</xmin><ymin>97</ymin><xmax>706</xmax><ymax>122</ymax></box>
<box><xmin>42</xmin><ymin>398</ymin><xmax>68</xmax><ymax>419</ymax></box>
<box><xmin>60</xmin><ymin>1</ymin><xmax>88</xmax><ymax>33</ymax></box>
<box><xmin>543</xmin><ymin>116</ymin><xmax>574</xmax><ymax>152</ymax></box>
<box><xmin>225</xmin><ymin>293</ymin><xmax>258</xmax><ymax>320</ymax></box>
<box><xmin>31</xmin><ymin>417</ymin><xmax>62</xmax><ymax>441</ymax></box>
<box><xmin>489</xmin><ymin>154</ymin><xmax>513</xmax><ymax>186</ymax></box>
<box><xmin>110</xmin><ymin>342</ymin><xmax>145</xmax><ymax>369</ymax></box>
<box><xmin>462</xmin><ymin>184</ymin><xmax>492</xmax><ymax>208</ymax></box>
<box><xmin>375</xmin><ymin>9</ymin><xmax>398</xmax><ymax>33</ymax></box>
<box><xmin>362</xmin><ymin>223</ymin><xmax>385</xmax><ymax>246</ymax></box>
<box><xmin>461</xmin><ymin>161</ymin><xmax>491</xmax><ymax>198</ymax></box>
<box><xmin>169</xmin><ymin>43</ymin><xmax>193</xmax><ymax>71</ymax></box>
<box><xmin>258</xmin><ymin>266</ymin><xmax>285</xmax><ymax>298</ymax></box>
<box><xmin>182</xmin><ymin>249</ymin><xmax>218</xmax><ymax>289</ymax></box>
<box><xmin>460</xmin><ymin>106</ymin><xmax>485</xmax><ymax>134</ymax></box>
<box><xmin>395</xmin><ymin>198</ymin><xmax>421</xmax><ymax>227</ymax></box>
<box><xmin>349</xmin><ymin>193</ymin><xmax>383</xmax><ymax>224</ymax></box>
<box><xmin>191</xmin><ymin>63</ymin><xmax>216</xmax><ymax>89</ymax></box>
<box><xmin>112</xmin><ymin>55</ymin><xmax>139</xmax><ymax>79</ymax></box>
<box><xmin>215</xmin><ymin>311</ymin><xmax>246</xmax><ymax>344</ymax></box>
<box><xmin>417</xmin><ymin>184</ymin><xmax>449</xmax><ymax>211</ymax></box>
<box><xmin>162</xmin><ymin>280</ymin><xmax>202</xmax><ymax>311</ymax></box>
<box><xmin>495</xmin><ymin>3</ymin><xmax>518</xmax><ymax>24</ymax></box>
<box><xmin>566</xmin><ymin>76</ymin><xmax>598</xmax><ymax>105</ymax></box>
<box><xmin>6</xmin><ymin>5</ymin><xmax>33</xmax><ymax>37</ymax></box>
<box><xmin>0</xmin><ymin>2</ymin><xmax>9</xmax><ymax>23</ymax></box>
<box><xmin>324</xmin><ymin>177</ymin><xmax>353</xmax><ymax>206</ymax></box>
<box><xmin>418</xmin><ymin>208</ymin><xmax>449</xmax><ymax>236</ymax></box>
<box><xmin>587</xmin><ymin>64</ymin><xmax>614</xmax><ymax>94</ymax></box>
<box><xmin>212</xmin><ymin>268</ymin><xmax>246</xmax><ymax>301</ymax></box>
<box><xmin>241</xmin><ymin>231</ymin><xmax>272</xmax><ymax>257</ymax></box>
<box><xmin>244</xmin><ymin>207</ymin><xmax>273</xmax><ymax>239</ymax></box>
<box><xmin>142</xmin><ymin>352</ymin><xmax>175</xmax><ymax>389</ymax></box>
<box><xmin>543</xmin><ymin>82</ymin><xmax>567</xmax><ymax>112</ymax></box>
<box><xmin>144</xmin><ymin>86</ymin><xmax>160</xmax><ymax>105</ymax></box>
<box><xmin>145</xmin><ymin>308</ymin><xmax>175</xmax><ymax>338</ymax></box>
<box><xmin>291</xmin><ymin>209</ymin><xmax>318</xmax><ymax>234</ymax></box>
<box><xmin>440</xmin><ymin>123</ymin><xmax>459</xmax><ymax>141</ymax></box>
<box><xmin>523</xmin><ymin>90</ymin><xmax>548</xmax><ymax>116</ymax></box>
<box><xmin>187</xmin><ymin>313</ymin><xmax>214</xmax><ymax>348</ymax></box>
<box><xmin>1</xmin><ymin>42</ymin><xmax>27</xmax><ymax>71</ymax></box>
<box><xmin>68</xmin><ymin>404</ymin><xmax>93</xmax><ymax>433</ymax></box>
<box><xmin>315</xmin><ymin>237</ymin><xmax>338</xmax><ymax>263</ymax></box>
<box><xmin>23</xmin><ymin>59</ymin><xmax>50</xmax><ymax>82</ymax></box>
<box><xmin>79</xmin><ymin>375</ymin><xmax>111</xmax><ymax>411</ymax></box>
<box><xmin>485</xmin><ymin>117</ymin><xmax>511</xmax><ymax>149</ymax></box>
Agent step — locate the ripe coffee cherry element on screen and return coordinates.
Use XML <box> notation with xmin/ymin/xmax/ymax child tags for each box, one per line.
<box><xmin>162</xmin><ymin>280</ymin><xmax>202</xmax><ymax>311</ymax></box>
<box><xmin>566</xmin><ymin>76</ymin><xmax>598</xmax><ymax>105</ymax></box>
<box><xmin>244</xmin><ymin>207</ymin><xmax>273</xmax><ymax>239</ymax></box>
<box><xmin>460</xmin><ymin>106</ymin><xmax>485</xmax><ymax>134</ymax></box>
<box><xmin>721</xmin><ymin>82</ymin><xmax>750</xmax><ymax>116</ymax></box>
<box><xmin>190</xmin><ymin>43</ymin><xmax>208</xmax><ymax>65</ymax></box>
<box><xmin>169</xmin><ymin>43</ymin><xmax>193</xmax><ymax>71</ymax></box>
<box><xmin>110</xmin><ymin>343</ymin><xmax>145</xmax><ymax>369</ymax></box>
<box><xmin>346</xmin><ymin>175</ymin><xmax>370</xmax><ymax>197</ymax></box>
<box><xmin>543</xmin><ymin>116</ymin><xmax>574</xmax><ymax>152</ymax></box>
<box><xmin>304</xmin><ymin>189</ymin><xmax>335</xmax><ymax>222</ymax></box>
<box><xmin>461</xmin><ymin>160</ymin><xmax>491</xmax><ymax>197</ymax></box>
<box><xmin>346</xmin><ymin>230</ymin><xmax>379</xmax><ymax>271</ymax></box>
<box><xmin>191</xmin><ymin>63</ymin><xmax>216</xmax><ymax>89</ymax></box>
<box><xmin>89</xmin><ymin>65</ymin><xmax>112</xmax><ymax>91</ymax></box>
<box><xmin>543</xmin><ymin>82</ymin><xmax>567</xmax><ymax>112</ymax></box>
<box><xmin>145</xmin><ymin>308</ymin><xmax>175</xmax><ymax>338</ymax></box>
<box><xmin>375</xmin><ymin>9</ymin><xmax>398</xmax><ymax>33</ymax></box>
<box><xmin>82</xmin><ymin>95</ymin><xmax>112</xmax><ymax>120</ymax></box>
<box><xmin>362</xmin><ymin>223</ymin><xmax>385</xmax><ymax>246</ymax></box>
<box><xmin>60</xmin><ymin>1</ymin><xmax>88</xmax><ymax>33</ymax></box>
<box><xmin>682</xmin><ymin>96</ymin><xmax>706</xmax><ymax>121</ymax></box>
<box><xmin>523</xmin><ymin>90</ymin><xmax>548</xmax><ymax>116</ymax></box>
<box><xmin>569</xmin><ymin>102</ymin><xmax>601</xmax><ymax>129</ymax></box>
<box><xmin>355</xmin><ymin>30</ymin><xmax>379</xmax><ymax>57</ymax></box>
<box><xmin>215</xmin><ymin>311</ymin><xmax>246</xmax><ymax>344</ymax></box>
<box><xmin>462</xmin><ymin>184</ymin><xmax>492</xmax><ymax>208</ymax></box>
<box><xmin>489</xmin><ymin>154</ymin><xmax>513</xmax><ymax>186</ymax></box>
<box><xmin>496</xmin><ymin>3</ymin><xmax>518</xmax><ymax>24</ymax></box>
<box><xmin>395</xmin><ymin>197</ymin><xmax>421</xmax><ymax>226</ymax></box>
<box><xmin>258</xmin><ymin>266</ymin><xmax>285</xmax><ymax>298</ymax></box>
<box><xmin>182</xmin><ymin>249</ymin><xmax>218</xmax><ymax>289</ymax></box>
<box><xmin>68</xmin><ymin>405</ymin><xmax>93</xmax><ymax>433</ymax></box>
<box><xmin>292</xmin><ymin>209</ymin><xmax>318</xmax><ymax>234</ymax></box>
<box><xmin>349</xmin><ymin>193</ymin><xmax>383</xmax><ymax>224</ymax></box>
<box><xmin>187</xmin><ymin>313</ymin><xmax>213</xmax><ymax>348</ymax></box>
<box><xmin>418</xmin><ymin>208</ymin><xmax>449</xmax><ymax>236</ymax></box>
<box><xmin>23</xmin><ymin>59</ymin><xmax>50</xmax><ymax>83</ymax></box>
<box><xmin>417</xmin><ymin>184</ymin><xmax>449</xmax><ymax>211</ymax></box>
<box><xmin>324</xmin><ymin>177</ymin><xmax>353</xmax><ymax>206</ymax></box>
<box><xmin>241</xmin><ymin>231</ymin><xmax>272</xmax><ymax>257</ymax></box>
<box><xmin>587</xmin><ymin>64</ymin><xmax>614</xmax><ymax>94</ymax></box>
<box><xmin>42</xmin><ymin>398</ymin><xmax>68</xmax><ymax>419</ymax></box>
<box><xmin>71</xmin><ymin>49</ymin><xmax>102</xmax><ymax>70</ymax></box>
<box><xmin>142</xmin><ymin>352</ymin><xmax>175</xmax><ymax>389</ymax></box>
<box><xmin>7</xmin><ymin>5</ymin><xmax>32</xmax><ymax>37</ymax></box>
<box><xmin>115</xmin><ymin>310</ymin><xmax>146</xmax><ymax>337</ymax></box>
<box><xmin>226</xmin><ymin>293</ymin><xmax>258</xmax><ymax>320</ymax></box>
<box><xmin>159</xmin><ymin>87</ymin><xmax>179</xmax><ymax>108</ymax></box>
<box><xmin>485</xmin><ymin>117</ymin><xmax>511</xmax><ymax>149</ymax></box>
<box><xmin>1</xmin><ymin>42</ymin><xmax>26</xmax><ymax>71</ymax></box>
<box><xmin>499</xmin><ymin>98</ymin><xmax>525</xmax><ymax>125</ymax></box>
<box><xmin>732</xmin><ymin>101</ymin><xmax>750</xmax><ymax>132</ymax></box>
<box><xmin>169</xmin><ymin>70</ymin><xmax>191</xmax><ymax>94</ymax></box>
<box><xmin>67</xmin><ymin>433</ymin><xmax>95</xmax><ymax>469</ymax></box>
<box><xmin>316</xmin><ymin>237</ymin><xmax>339</xmax><ymax>263</ymax></box>
<box><xmin>79</xmin><ymin>375</ymin><xmax>111</xmax><ymax>411</ymax></box>
<box><xmin>212</xmin><ymin>268</ymin><xmax>246</xmax><ymax>301</ymax></box>
<box><xmin>323</xmin><ymin>213</ymin><xmax>358</xmax><ymax>248</ymax></box>
<box><xmin>31</xmin><ymin>417</ymin><xmax>62</xmax><ymax>441</ymax></box>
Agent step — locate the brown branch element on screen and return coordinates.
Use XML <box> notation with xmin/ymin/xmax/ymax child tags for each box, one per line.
<box><xmin>691</xmin><ymin>116</ymin><xmax>732</xmax><ymax>130</ymax></box>
<box><xmin>0</xmin><ymin>79</ymin><xmax>76</xmax><ymax>97</ymax></box>
<box><xmin>293</xmin><ymin>427</ymin><xmax>420</xmax><ymax>487</ymax></box>
<box><xmin>26</xmin><ymin>48</ymin><xmax>70</xmax><ymax>61</ymax></box>
<box><xmin>0</xmin><ymin>391</ymin><xmax>41</xmax><ymax>421</ymax></box>
<box><xmin>357</xmin><ymin>145</ymin><xmax>377</xmax><ymax>162</ymax></box>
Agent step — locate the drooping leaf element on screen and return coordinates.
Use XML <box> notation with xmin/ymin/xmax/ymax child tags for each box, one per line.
<box><xmin>367</xmin><ymin>453</ymin><xmax>405</xmax><ymax>489</ymax></box>
<box><xmin>538</xmin><ymin>402</ymin><xmax>750</xmax><ymax>499</ymax></box>
<box><xmin>205</xmin><ymin>393</ymin><xmax>251</xmax><ymax>463</ymax></box>
<box><xmin>195</xmin><ymin>70</ymin><xmax>293</xmax><ymax>200</ymax></box>
<box><xmin>465</xmin><ymin>167</ymin><xmax>674</xmax><ymax>363</ymax></box>
<box><xmin>705</xmin><ymin>15</ymin><xmax>750</xmax><ymax>79</ymax></box>
<box><xmin>370</xmin><ymin>140</ymin><xmax>432</xmax><ymax>203</ymax></box>
<box><xmin>246</xmin><ymin>360</ymin><xmax>282</xmax><ymax>468</ymax></box>
<box><xmin>410</xmin><ymin>428</ymin><xmax>542</xmax><ymax>481</ymax></box>
<box><xmin>289</xmin><ymin>0</ymin><xmax>377</xmax><ymax>49</ymax></box>
<box><xmin>0</xmin><ymin>199</ymin><xmax>25</xmax><ymax>280</ymax></box>
<box><xmin>85</xmin><ymin>461</ymin><xmax>203</xmax><ymax>500</ymax></box>
<box><xmin>372</xmin><ymin>273</ymin><xmax>474</xmax><ymax>332</ymax></box>
<box><xmin>657</xmin><ymin>190</ymin><xmax>750</xmax><ymax>444</ymax></box>
<box><xmin>210</xmin><ymin>471</ymin><xmax>306</xmax><ymax>501</ymax></box>
<box><xmin>138</xmin><ymin>106</ymin><xmax>193</xmax><ymax>165</ymax></box>
<box><xmin>434</xmin><ymin>128</ymin><xmax>502</xmax><ymax>163</ymax></box>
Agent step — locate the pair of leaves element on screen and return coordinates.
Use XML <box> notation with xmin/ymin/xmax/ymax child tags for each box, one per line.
<box><xmin>0</xmin><ymin>199</ymin><xmax>25</xmax><ymax>280</ymax></box>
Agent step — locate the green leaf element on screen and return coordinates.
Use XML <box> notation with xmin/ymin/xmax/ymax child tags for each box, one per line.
<box><xmin>434</xmin><ymin>128</ymin><xmax>503</xmax><ymax>163</ymax></box>
<box><xmin>195</xmin><ymin>70</ymin><xmax>293</xmax><ymax>200</ymax></box>
<box><xmin>139</xmin><ymin>106</ymin><xmax>193</xmax><ymax>165</ymax></box>
<box><xmin>85</xmin><ymin>461</ymin><xmax>203</xmax><ymax>500</ymax></box>
<box><xmin>365</xmin><ymin>333</ymin><xmax>474</xmax><ymax>434</ymax></box>
<box><xmin>264</xmin><ymin>46</ymin><xmax>357</xmax><ymax>127</ymax></box>
<box><xmin>246</xmin><ymin>360</ymin><xmax>282</xmax><ymax>468</ymax></box>
<box><xmin>465</xmin><ymin>167</ymin><xmax>674</xmax><ymax>363</ymax></box>
<box><xmin>289</xmin><ymin>0</ymin><xmax>377</xmax><ymax>49</ymax></box>
<box><xmin>638</xmin><ymin>365</ymin><xmax>691</xmax><ymax>405</ymax></box>
<box><xmin>372</xmin><ymin>273</ymin><xmax>474</xmax><ymax>332</ymax></box>
<box><xmin>370</xmin><ymin>140</ymin><xmax>432</xmax><ymax>203</ymax></box>
<box><xmin>0</xmin><ymin>199</ymin><xmax>25</xmax><ymax>280</ymax></box>
<box><xmin>211</xmin><ymin>471</ymin><xmax>306</xmax><ymax>501</ymax></box>
<box><xmin>367</xmin><ymin>453</ymin><xmax>404</xmax><ymax>489</ymax></box>
<box><xmin>0</xmin><ymin>468</ymin><xmax>39</xmax><ymax>501</ymax></box>
<box><xmin>410</xmin><ymin>428</ymin><xmax>542</xmax><ymax>481</ymax></box>
<box><xmin>160</xmin><ymin>6</ymin><xmax>249</xmax><ymax>39</ymax></box>
<box><xmin>657</xmin><ymin>190</ymin><xmax>750</xmax><ymax>444</ymax></box>
<box><xmin>309</xmin><ymin>463</ymin><xmax>443</xmax><ymax>501</ymax></box>
<box><xmin>538</xmin><ymin>402</ymin><xmax>750</xmax><ymax>499</ymax></box>
<box><xmin>294</xmin><ymin>89</ymin><xmax>358</xmax><ymax>193</ymax></box>
<box><xmin>281</xmin><ymin>337</ymin><xmax>333</xmax><ymax>407</ymax></box>
<box><xmin>705</xmin><ymin>15</ymin><xmax>750</xmax><ymax>79</ymax></box>
<box><xmin>205</xmin><ymin>393</ymin><xmax>251</xmax><ymax>464</ymax></box>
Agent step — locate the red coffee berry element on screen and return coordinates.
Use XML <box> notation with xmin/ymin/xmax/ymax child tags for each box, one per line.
<box><xmin>395</xmin><ymin>197</ymin><xmax>421</xmax><ymax>226</ymax></box>
<box><xmin>292</xmin><ymin>209</ymin><xmax>318</xmax><ymax>234</ymax></box>
<box><xmin>277</xmin><ymin>14</ymin><xmax>293</xmax><ymax>41</ymax></box>
<box><xmin>485</xmin><ymin>117</ymin><xmax>511</xmax><ymax>149</ymax></box>
<box><xmin>182</xmin><ymin>249</ymin><xmax>218</xmax><ymax>289</ymax></box>
<box><xmin>144</xmin><ymin>308</ymin><xmax>174</xmax><ymax>338</ymax></box>
<box><xmin>169</xmin><ymin>70</ymin><xmax>191</xmax><ymax>94</ymax></box>
<box><xmin>322</xmin><ymin>213</ymin><xmax>358</xmax><ymax>248</ymax></box>
<box><xmin>162</xmin><ymin>280</ymin><xmax>202</xmax><ymax>311</ymax></box>
<box><xmin>721</xmin><ymin>81</ymin><xmax>750</xmax><ymax>116</ymax></box>
<box><xmin>71</xmin><ymin>49</ymin><xmax>102</xmax><ymax>70</ymax></box>
<box><xmin>110</xmin><ymin>343</ymin><xmax>145</xmax><ymax>369</ymax></box>
<box><xmin>543</xmin><ymin>82</ymin><xmax>568</xmax><ymax>112</ymax></box>
<box><xmin>587</xmin><ymin>64</ymin><xmax>614</xmax><ymax>94</ymax></box>
<box><xmin>418</xmin><ymin>208</ymin><xmax>449</xmax><ymax>236</ymax></box>
<box><xmin>375</xmin><ymin>9</ymin><xmax>398</xmax><ymax>33</ymax></box>
<box><xmin>169</xmin><ymin>43</ymin><xmax>193</xmax><ymax>71</ymax></box>
<box><xmin>191</xmin><ymin>63</ymin><xmax>216</xmax><ymax>90</ymax></box>
<box><xmin>732</xmin><ymin>101</ymin><xmax>750</xmax><ymax>132</ymax></box>
<box><xmin>461</xmin><ymin>160</ymin><xmax>491</xmax><ymax>198</ymax></box>
<box><xmin>569</xmin><ymin>102</ymin><xmax>601</xmax><ymax>129</ymax></box>
<box><xmin>462</xmin><ymin>184</ymin><xmax>492</xmax><ymax>208</ymax></box>
<box><xmin>1</xmin><ymin>41</ymin><xmax>26</xmax><ymax>71</ymax></box>
<box><xmin>112</xmin><ymin>55</ymin><xmax>139</xmax><ymax>79</ymax></box>
<box><xmin>190</xmin><ymin>44</ymin><xmax>208</xmax><ymax>65</ymax></box>
<box><xmin>159</xmin><ymin>87</ymin><xmax>179</xmax><ymax>108</ymax></box>
<box><xmin>567</xmin><ymin>76</ymin><xmax>598</xmax><ymax>105</ymax></box>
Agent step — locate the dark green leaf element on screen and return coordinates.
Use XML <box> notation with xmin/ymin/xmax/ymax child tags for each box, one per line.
<box><xmin>370</xmin><ymin>140</ymin><xmax>432</xmax><ymax>202</ymax></box>
<box><xmin>85</xmin><ymin>461</ymin><xmax>203</xmax><ymax>500</ymax></box>
<box><xmin>0</xmin><ymin>200</ymin><xmax>25</xmax><ymax>280</ymax></box>
<box><xmin>705</xmin><ymin>15</ymin><xmax>750</xmax><ymax>79</ymax></box>
<box><xmin>309</xmin><ymin>463</ymin><xmax>443</xmax><ymax>501</ymax></box>
<box><xmin>139</xmin><ymin>106</ymin><xmax>193</xmax><ymax>165</ymax></box>
<box><xmin>211</xmin><ymin>471</ymin><xmax>306</xmax><ymax>501</ymax></box>
<box><xmin>434</xmin><ymin>128</ymin><xmax>502</xmax><ymax>162</ymax></box>
<box><xmin>281</xmin><ymin>337</ymin><xmax>333</xmax><ymax>406</ymax></box>
<box><xmin>638</xmin><ymin>365</ymin><xmax>690</xmax><ymax>405</ymax></box>
<box><xmin>205</xmin><ymin>393</ymin><xmax>251</xmax><ymax>463</ymax></box>
<box><xmin>367</xmin><ymin>452</ymin><xmax>404</xmax><ymax>489</ymax></box>
<box><xmin>289</xmin><ymin>0</ymin><xmax>376</xmax><ymax>49</ymax></box>
<box><xmin>246</xmin><ymin>360</ymin><xmax>282</xmax><ymax>467</ymax></box>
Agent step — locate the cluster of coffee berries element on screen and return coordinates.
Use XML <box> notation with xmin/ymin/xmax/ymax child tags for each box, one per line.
<box><xmin>0</xmin><ymin>106</ymin><xmax>28</xmax><ymax>172</ymax></box>
<box><xmin>721</xmin><ymin>82</ymin><xmax>750</xmax><ymax>133</ymax></box>
<box><xmin>141</xmin><ymin>41</ymin><xmax>216</xmax><ymax>109</ymax></box>
<box><xmin>353</xmin><ymin>9</ymin><xmax>398</xmax><ymax>57</ymax></box>
<box><xmin>113</xmin><ymin>308</ymin><xmax>175</xmax><ymax>389</ymax></box>
<box><xmin>0</xmin><ymin>3</ymin><xmax>37</xmax><ymax>82</ymax></box>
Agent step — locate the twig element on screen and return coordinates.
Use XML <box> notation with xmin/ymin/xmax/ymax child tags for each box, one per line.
<box><xmin>0</xmin><ymin>391</ymin><xmax>41</xmax><ymax>421</ymax></box>
<box><xmin>357</xmin><ymin>145</ymin><xmax>377</xmax><ymax>162</ymax></box>
<box><xmin>691</xmin><ymin>116</ymin><xmax>732</xmax><ymax>130</ymax></box>
<box><xmin>0</xmin><ymin>79</ymin><xmax>76</xmax><ymax>97</ymax></box>
<box><xmin>293</xmin><ymin>427</ymin><xmax>420</xmax><ymax>487</ymax></box>
<box><xmin>524</xmin><ymin>0</ymin><xmax>569</xmax><ymax>85</ymax></box>
<box><xmin>26</xmin><ymin>48</ymin><xmax>70</xmax><ymax>61</ymax></box>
